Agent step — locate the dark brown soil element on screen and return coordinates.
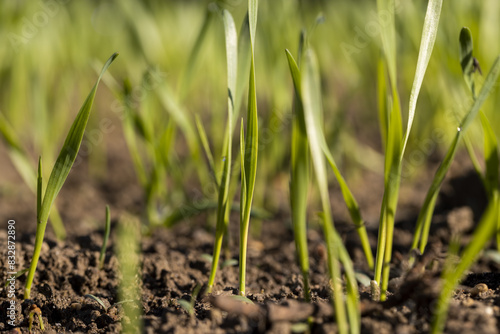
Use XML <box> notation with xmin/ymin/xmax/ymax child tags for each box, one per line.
<box><xmin>1</xmin><ymin>124</ymin><xmax>500</xmax><ymax>333</ymax></box>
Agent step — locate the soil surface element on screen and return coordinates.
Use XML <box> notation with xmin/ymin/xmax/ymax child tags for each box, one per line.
<box><xmin>1</xmin><ymin>125</ymin><xmax>500</xmax><ymax>333</ymax></box>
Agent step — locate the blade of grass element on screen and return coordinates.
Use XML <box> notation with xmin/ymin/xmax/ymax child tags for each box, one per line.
<box><xmin>479</xmin><ymin>113</ymin><xmax>500</xmax><ymax>248</ymax></box>
<box><xmin>458</xmin><ymin>27</ymin><xmax>500</xmax><ymax>248</ymax></box>
<box><xmin>239</xmin><ymin>0</ymin><xmax>259</xmax><ymax>297</ymax></box>
<box><xmin>99</xmin><ymin>205</ymin><xmax>111</xmax><ymax>270</ymax></box>
<box><xmin>207</xmin><ymin>6</ymin><xmax>238</xmax><ymax>293</ymax></box>
<box><xmin>402</xmin><ymin>0</ymin><xmax>443</xmax><ymax>154</ymax></box>
<box><xmin>24</xmin><ymin>53</ymin><xmax>118</xmax><ymax>300</ymax></box>
<box><xmin>286</xmin><ymin>45</ymin><xmax>311</xmax><ymax>301</ymax></box>
<box><xmin>116</xmin><ymin>214</ymin><xmax>143</xmax><ymax>334</ymax></box>
<box><xmin>431</xmin><ymin>198</ymin><xmax>499</xmax><ymax>333</ymax></box>
<box><xmin>0</xmin><ymin>113</ymin><xmax>66</xmax><ymax>240</ymax></box>
<box><xmin>302</xmin><ymin>48</ymin><xmax>349</xmax><ymax>334</ymax></box>
<box><xmin>195</xmin><ymin>114</ymin><xmax>219</xmax><ymax>188</ymax></box>
<box><xmin>411</xmin><ymin>55</ymin><xmax>500</xmax><ymax>256</ymax></box>
<box><xmin>373</xmin><ymin>0</ymin><xmax>402</xmax><ymax>301</ymax></box>
<box><xmin>375</xmin><ymin>0</ymin><xmax>442</xmax><ymax>300</ymax></box>
<box><xmin>178</xmin><ymin>4</ymin><xmax>217</xmax><ymax>101</ymax></box>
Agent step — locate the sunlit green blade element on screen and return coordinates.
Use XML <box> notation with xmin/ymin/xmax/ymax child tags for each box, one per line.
<box><xmin>179</xmin><ymin>4</ymin><xmax>216</xmax><ymax>101</ymax></box>
<box><xmin>302</xmin><ymin>48</ymin><xmax>349</xmax><ymax>334</ymax></box>
<box><xmin>377</xmin><ymin>0</ymin><xmax>397</xmax><ymax>86</ymax></box>
<box><xmin>459</xmin><ymin>27</ymin><xmax>475</xmax><ymax>96</ymax></box>
<box><xmin>460</xmin><ymin>56</ymin><xmax>500</xmax><ymax>131</ymax></box>
<box><xmin>286</xmin><ymin>49</ymin><xmax>311</xmax><ymax>300</ymax></box>
<box><xmin>99</xmin><ymin>205</ymin><xmax>111</xmax><ymax>270</ymax></box>
<box><xmin>239</xmin><ymin>0</ymin><xmax>259</xmax><ymax>297</ymax></box>
<box><xmin>402</xmin><ymin>0</ymin><xmax>442</xmax><ymax>155</ymax></box>
<box><xmin>287</xmin><ymin>48</ymin><xmax>373</xmax><ymax>270</ymax></box>
<box><xmin>117</xmin><ymin>214</ymin><xmax>143</xmax><ymax>333</ymax></box>
<box><xmin>377</xmin><ymin>58</ymin><xmax>389</xmax><ymax>150</ymax></box>
<box><xmin>207</xmin><ymin>6</ymin><xmax>238</xmax><ymax>293</ymax></box>
<box><xmin>480</xmin><ymin>112</ymin><xmax>499</xmax><ymax>199</ymax></box>
<box><xmin>431</xmin><ymin>198</ymin><xmax>499</xmax><ymax>333</ymax></box>
<box><xmin>40</xmin><ymin>53</ymin><xmax>119</xmax><ymax>223</ymax></box>
<box><xmin>412</xmin><ymin>56</ymin><xmax>500</xmax><ymax>255</ymax></box>
<box><xmin>195</xmin><ymin>114</ymin><xmax>219</xmax><ymax>187</ymax></box>
<box><xmin>24</xmin><ymin>53</ymin><xmax>118</xmax><ymax>300</ymax></box>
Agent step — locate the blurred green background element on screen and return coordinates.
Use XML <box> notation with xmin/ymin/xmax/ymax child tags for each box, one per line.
<box><xmin>1</xmin><ymin>0</ymin><xmax>499</xmax><ymax>230</ymax></box>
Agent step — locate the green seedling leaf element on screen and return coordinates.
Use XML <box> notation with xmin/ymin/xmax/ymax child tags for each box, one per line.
<box><xmin>222</xmin><ymin>259</ymin><xmax>238</xmax><ymax>268</ymax></box>
<box><xmin>117</xmin><ymin>214</ymin><xmax>143</xmax><ymax>333</ymax></box>
<box><xmin>195</xmin><ymin>114</ymin><xmax>219</xmax><ymax>187</ymax></box>
<box><xmin>302</xmin><ymin>48</ymin><xmax>349</xmax><ymax>334</ymax></box>
<box><xmin>40</xmin><ymin>53</ymin><xmax>118</xmax><ymax>223</ymax></box>
<box><xmin>377</xmin><ymin>0</ymin><xmax>397</xmax><ymax>85</ymax></box>
<box><xmin>85</xmin><ymin>294</ymin><xmax>108</xmax><ymax>311</ymax></box>
<box><xmin>480</xmin><ymin>112</ymin><xmax>499</xmax><ymax>199</ymax></box>
<box><xmin>459</xmin><ymin>27</ymin><xmax>475</xmax><ymax>96</ymax></box>
<box><xmin>24</xmin><ymin>53</ymin><xmax>118</xmax><ymax>300</ymax></box>
<box><xmin>402</xmin><ymin>0</ymin><xmax>442</xmax><ymax>155</ymax></box>
<box><xmin>286</xmin><ymin>48</ymin><xmax>311</xmax><ymax>301</ymax></box>
<box><xmin>291</xmin><ymin>323</ymin><xmax>310</xmax><ymax>333</ymax></box>
<box><xmin>178</xmin><ymin>284</ymin><xmax>201</xmax><ymax>316</ymax></box>
<box><xmin>201</xmin><ymin>254</ymin><xmax>214</xmax><ymax>263</ymax></box>
<box><xmin>99</xmin><ymin>205</ymin><xmax>111</xmax><ymax>270</ymax></box>
<box><xmin>4</xmin><ymin>268</ymin><xmax>29</xmax><ymax>288</ymax></box>
<box><xmin>0</xmin><ymin>114</ymin><xmax>66</xmax><ymax>240</ymax></box>
<box><xmin>412</xmin><ymin>55</ymin><xmax>500</xmax><ymax>256</ymax></box>
<box><xmin>287</xmin><ymin>47</ymin><xmax>373</xmax><ymax>271</ymax></box>
<box><xmin>238</xmin><ymin>0</ymin><xmax>259</xmax><ymax>297</ymax></box>
<box><xmin>460</xmin><ymin>56</ymin><xmax>500</xmax><ymax>132</ymax></box>
<box><xmin>206</xmin><ymin>6</ymin><xmax>238</xmax><ymax>293</ymax></box>
<box><xmin>229</xmin><ymin>295</ymin><xmax>254</xmax><ymax>304</ymax></box>
<box><xmin>179</xmin><ymin>4</ymin><xmax>216</xmax><ymax>101</ymax></box>
<box><xmin>432</xmin><ymin>198</ymin><xmax>499</xmax><ymax>333</ymax></box>
<box><xmin>177</xmin><ymin>299</ymin><xmax>194</xmax><ymax>314</ymax></box>
<box><xmin>377</xmin><ymin>58</ymin><xmax>389</xmax><ymax>150</ymax></box>
<box><xmin>375</xmin><ymin>0</ymin><xmax>442</xmax><ymax>301</ymax></box>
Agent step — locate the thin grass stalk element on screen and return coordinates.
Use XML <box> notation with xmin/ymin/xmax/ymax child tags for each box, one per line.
<box><xmin>99</xmin><ymin>205</ymin><xmax>111</xmax><ymax>270</ymax></box>
<box><xmin>458</xmin><ymin>27</ymin><xmax>500</xmax><ymax>249</ymax></box>
<box><xmin>374</xmin><ymin>0</ymin><xmax>442</xmax><ymax>300</ymax></box>
<box><xmin>431</xmin><ymin>197</ymin><xmax>499</xmax><ymax>333</ymax></box>
<box><xmin>24</xmin><ymin>53</ymin><xmax>118</xmax><ymax>299</ymax></box>
<box><xmin>239</xmin><ymin>0</ymin><xmax>259</xmax><ymax>296</ymax></box>
<box><xmin>0</xmin><ymin>114</ymin><xmax>66</xmax><ymax>240</ymax></box>
<box><xmin>117</xmin><ymin>214</ymin><xmax>143</xmax><ymax>334</ymax></box>
<box><xmin>207</xmin><ymin>6</ymin><xmax>237</xmax><ymax>293</ymax></box>
<box><xmin>411</xmin><ymin>55</ymin><xmax>500</xmax><ymax>257</ymax></box>
<box><xmin>286</xmin><ymin>45</ymin><xmax>311</xmax><ymax>301</ymax></box>
<box><xmin>301</xmin><ymin>48</ymin><xmax>351</xmax><ymax>334</ymax></box>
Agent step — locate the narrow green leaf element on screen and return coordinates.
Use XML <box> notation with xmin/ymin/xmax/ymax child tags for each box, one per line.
<box><xmin>412</xmin><ymin>56</ymin><xmax>500</xmax><ymax>255</ymax></box>
<box><xmin>25</xmin><ymin>53</ymin><xmax>118</xmax><ymax>300</ymax></box>
<box><xmin>302</xmin><ymin>48</ymin><xmax>348</xmax><ymax>334</ymax></box>
<box><xmin>179</xmin><ymin>4</ymin><xmax>216</xmax><ymax>101</ymax></box>
<box><xmin>239</xmin><ymin>0</ymin><xmax>259</xmax><ymax>296</ymax></box>
<box><xmin>195</xmin><ymin>114</ymin><xmax>219</xmax><ymax>187</ymax></box>
<box><xmin>432</xmin><ymin>198</ymin><xmax>499</xmax><ymax>333</ymax></box>
<box><xmin>248</xmin><ymin>0</ymin><xmax>258</xmax><ymax>47</ymax></box>
<box><xmin>402</xmin><ymin>0</ymin><xmax>442</xmax><ymax>155</ymax></box>
<box><xmin>37</xmin><ymin>157</ymin><xmax>42</xmax><ymax>221</ymax></box>
<box><xmin>480</xmin><ymin>112</ymin><xmax>499</xmax><ymax>199</ymax></box>
<box><xmin>85</xmin><ymin>294</ymin><xmax>108</xmax><ymax>311</ymax></box>
<box><xmin>286</xmin><ymin>48</ymin><xmax>311</xmax><ymax>300</ymax></box>
<box><xmin>377</xmin><ymin>0</ymin><xmax>397</xmax><ymax>85</ymax></box>
<box><xmin>377</xmin><ymin>57</ymin><xmax>389</xmax><ymax>150</ymax></box>
<box><xmin>207</xmin><ymin>7</ymin><xmax>238</xmax><ymax>292</ymax></box>
<box><xmin>460</xmin><ymin>56</ymin><xmax>500</xmax><ymax>132</ymax></box>
<box><xmin>40</xmin><ymin>53</ymin><xmax>119</xmax><ymax>224</ymax></box>
<box><xmin>99</xmin><ymin>205</ymin><xmax>111</xmax><ymax>270</ymax></box>
<box><xmin>229</xmin><ymin>295</ymin><xmax>254</xmax><ymax>304</ymax></box>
